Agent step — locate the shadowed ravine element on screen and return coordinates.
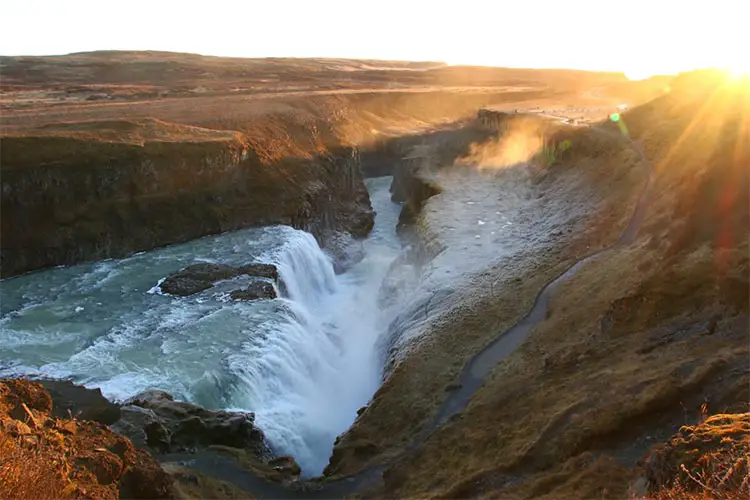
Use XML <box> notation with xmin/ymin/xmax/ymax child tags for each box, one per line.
<box><xmin>159</xmin><ymin>135</ymin><xmax>653</xmax><ymax>498</ymax></box>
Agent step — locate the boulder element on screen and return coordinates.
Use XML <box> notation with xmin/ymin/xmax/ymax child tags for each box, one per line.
<box><xmin>115</xmin><ymin>390</ymin><xmax>270</xmax><ymax>458</ymax></box>
<box><xmin>237</xmin><ymin>263</ymin><xmax>279</xmax><ymax>281</ymax></box>
<box><xmin>267</xmin><ymin>455</ymin><xmax>302</xmax><ymax>478</ymax></box>
<box><xmin>39</xmin><ymin>379</ymin><xmax>121</xmax><ymax>424</ymax></box>
<box><xmin>159</xmin><ymin>262</ymin><xmax>279</xmax><ymax>296</ymax></box>
<box><xmin>160</xmin><ymin>263</ymin><xmax>239</xmax><ymax>296</ymax></box>
<box><xmin>110</xmin><ymin>405</ymin><xmax>163</xmax><ymax>450</ymax></box>
<box><xmin>230</xmin><ymin>281</ymin><xmax>277</xmax><ymax>301</ymax></box>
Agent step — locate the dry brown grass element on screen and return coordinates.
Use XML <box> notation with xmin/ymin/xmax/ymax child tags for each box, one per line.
<box><xmin>0</xmin><ymin>379</ymin><xmax>174</xmax><ymax>500</ymax></box>
<box><xmin>644</xmin><ymin>413</ymin><xmax>750</xmax><ymax>500</ymax></box>
<box><xmin>1</xmin><ymin>118</ymin><xmax>243</xmax><ymax>143</ymax></box>
<box><xmin>0</xmin><ymin>431</ymin><xmax>74</xmax><ymax>500</ymax></box>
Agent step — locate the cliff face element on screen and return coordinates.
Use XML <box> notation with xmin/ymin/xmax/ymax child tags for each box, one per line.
<box><xmin>0</xmin><ymin>119</ymin><xmax>373</xmax><ymax>277</ymax></box>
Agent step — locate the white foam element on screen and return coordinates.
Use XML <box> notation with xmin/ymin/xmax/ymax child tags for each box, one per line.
<box><xmin>147</xmin><ymin>277</ymin><xmax>166</xmax><ymax>295</ymax></box>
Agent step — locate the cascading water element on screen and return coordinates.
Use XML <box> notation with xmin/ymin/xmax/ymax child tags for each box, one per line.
<box><xmin>0</xmin><ymin>177</ymin><xmax>401</xmax><ymax>477</ymax></box>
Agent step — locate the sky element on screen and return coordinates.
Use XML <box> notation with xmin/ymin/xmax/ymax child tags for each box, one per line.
<box><xmin>1</xmin><ymin>0</ymin><xmax>746</xmax><ymax>78</ymax></box>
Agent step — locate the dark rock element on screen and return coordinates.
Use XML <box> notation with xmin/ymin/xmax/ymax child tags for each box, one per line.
<box><xmin>230</xmin><ymin>280</ymin><xmax>277</xmax><ymax>301</ymax></box>
<box><xmin>160</xmin><ymin>263</ymin><xmax>240</xmax><ymax>296</ymax></box>
<box><xmin>268</xmin><ymin>455</ymin><xmax>301</xmax><ymax>478</ymax></box>
<box><xmin>120</xmin><ymin>449</ymin><xmax>175</xmax><ymax>499</ymax></box>
<box><xmin>160</xmin><ymin>262</ymin><xmax>280</xmax><ymax>297</ymax></box>
<box><xmin>115</xmin><ymin>390</ymin><xmax>270</xmax><ymax>459</ymax></box>
<box><xmin>237</xmin><ymin>263</ymin><xmax>279</xmax><ymax>281</ymax></box>
<box><xmin>126</xmin><ymin>390</ymin><xmax>174</xmax><ymax>405</ymax></box>
<box><xmin>144</xmin><ymin>421</ymin><xmax>171</xmax><ymax>452</ymax></box>
<box><xmin>111</xmin><ymin>405</ymin><xmax>161</xmax><ymax>449</ymax></box>
<box><xmin>1</xmin><ymin>126</ymin><xmax>374</xmax><ymax>279</ymax></box>
<box><xmin>39</xmin><ymin>379</ymin><xmax>121</xmax><ymax>424</ymax></box>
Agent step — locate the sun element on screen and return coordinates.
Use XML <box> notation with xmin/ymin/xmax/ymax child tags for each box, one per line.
<box><xmin>725</xmin><ymin>60</ymin><xmax>750</xmax><ymax>79</ymax></box>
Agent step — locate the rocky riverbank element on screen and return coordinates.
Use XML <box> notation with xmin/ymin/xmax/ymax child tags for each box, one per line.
<box><xmin>1</xmin><ymin>378</ymin><xmax>304</xmax><ymax>499</ymax></box>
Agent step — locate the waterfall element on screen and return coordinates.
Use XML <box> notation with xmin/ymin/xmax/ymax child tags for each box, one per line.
<box><xmin>225</xmin><ymin>228</ymin><xmax>388</xmax><ymax>476</ymax></box>
<box><xmin>0</xmin><ymin>178</ymin><xmax>402</xmax><ymax>480</ymax></box>
<box><xmin>275</xmin><ymin>230</ymin><xmax>338</xmax><ymax>307</ymax></box>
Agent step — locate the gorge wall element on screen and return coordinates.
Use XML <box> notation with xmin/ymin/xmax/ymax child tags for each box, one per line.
<box><xmin>1</xmin><ymin>87</ymin><xmax>547</xmax><ymax>278</ymax></box>
<box><xmin>0</xmin><ymin>119</ymin><xmax>373</xmax><ymax>277</ymax></box>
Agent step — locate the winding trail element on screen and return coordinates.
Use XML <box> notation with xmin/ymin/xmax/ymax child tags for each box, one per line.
<box><xmin>161</xmin><ymin>130</ymin><xmax>653</xmax><ymax>498</ymax></box>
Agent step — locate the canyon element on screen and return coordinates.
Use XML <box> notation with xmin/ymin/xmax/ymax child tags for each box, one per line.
<box><xmin>1</xmin><ymin>53</ymin><xmax>747</xmax><ymax>499</ymax></box>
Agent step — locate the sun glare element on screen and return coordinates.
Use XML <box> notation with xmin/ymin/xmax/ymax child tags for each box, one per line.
<box><xmin>728</xmin><ymin>64</ymin><xmax>750</xmax><ymax>78</ymax></box>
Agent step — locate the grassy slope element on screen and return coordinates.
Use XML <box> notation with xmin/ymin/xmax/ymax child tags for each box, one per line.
<box><xmin>377</xmin><ymin>73</ymin><xmax>749</xmax><ymax>499</ymax></box>
<box><xmin>318</xmin><ymin>73</ymin><xmax>749</xmax><ymax>499</ymax></box>
<box><xmin>326</xmin><ymin>111</ymin><xmax>649</xmax><ymax>479</ymax></box>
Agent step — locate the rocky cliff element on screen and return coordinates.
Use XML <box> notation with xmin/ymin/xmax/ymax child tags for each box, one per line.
<box><xmin>0</xmin><ymin>119</ymin><xmax>373</xmax><ymax>277</ymax></box>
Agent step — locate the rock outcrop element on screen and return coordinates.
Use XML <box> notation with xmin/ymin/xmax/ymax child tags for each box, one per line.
<box><xmin>159</xmin><ymin>262</ymin><xmax>278</xmax><ymax>297</ymax></box>
<box><xmin>38</xmin><ymin>379</ymin><xmax>121</xmax><ymax>425</ymax></box>
<box><xmin>322</xmin><ymin>231</ymin><xmax>366</xmax><ymax>274</ymax></box>
<box><xmin>0</xmin><ymin>379</ymin><xmax>174</xmax><ymax>499</ymax></box>
<box><xmin>160</xmin><ymin>264</ymin><xmax>247</xmax><ymax>296</ymax></box>
<box><xmin>112</xmin><ymin>390</ymin><xmax>270</xmax><ymax>459</ymax></box>
<box><xmin>230</xmin><ymin>281</ymin><xmax>276</xmax><ymax>301</ymax></box>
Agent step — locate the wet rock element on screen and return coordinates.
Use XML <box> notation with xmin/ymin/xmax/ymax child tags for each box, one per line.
<box><xmin>322</xmin><ymin>231</ymin><xmax>366</xmax><ymax>274</ymax></box>
<box><xmin>39</xmin><ymin>379</ymin><xmax>121</xmax><ymax>424</ymax></box>
<box><xmin>268</xmin><ymin>455</ymin><xmax>302</xmax><ymax>478</ymax></box>
<box><xmin>111</xmin><ymin>405</ymin><xmax>162</xmax><ymax>450</ymax></box>
<box><xmin>237</xmin><ymin>263</ymin><xmax>279</xmax><ymax>281</ymax></box>
<box><xmin>230</xmin><ymin>280</ymin><xmax>276</xmax><ymax>301</ymax></box>
<box><xmin>160</xmin><ymin>263</ymin><xmax>240</xmax><ymax>296</ymax></box>
<box><xmin>160</xmin><ymin>262</ymin><xmax>280</xmax><ymax>296</ymax></box>
<box><xmin>116</xmin><ymin>390</ymin><xmax>270</xmax><ymax>458</ymax></box>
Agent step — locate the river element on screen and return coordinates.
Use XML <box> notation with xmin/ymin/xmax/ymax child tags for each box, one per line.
<box><xmin>0</xmin><ymin>176</ymin><xmax>401</xmax><ymax>477</ymax></box>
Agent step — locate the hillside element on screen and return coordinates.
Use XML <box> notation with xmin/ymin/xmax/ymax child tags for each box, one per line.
<box><xmin>326</xmin><ymin>70</ymin><xmax>749</xmax><ymax>498</ymax></box>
